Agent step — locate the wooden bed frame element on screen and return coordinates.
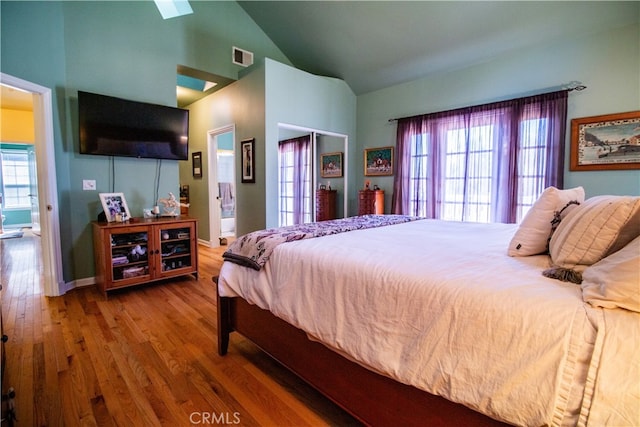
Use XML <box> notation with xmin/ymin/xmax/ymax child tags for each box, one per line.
<box><xmin>216</xmin><ymin>285</ymin><xmax>509</xmax><ymax>426</ymax></box>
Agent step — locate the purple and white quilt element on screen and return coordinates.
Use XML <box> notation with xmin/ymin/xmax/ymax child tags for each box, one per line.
<box><xmin>223</xmin><ymin>214</ymin><xmax>421</xmax><ymax>270</ymax></box>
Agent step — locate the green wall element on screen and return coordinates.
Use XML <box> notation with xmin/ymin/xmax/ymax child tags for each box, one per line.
<box><xmin>357</xmin><ymin>22</ymin><xmax>640</xmax><ymax>211</ymax></box>
<box><xmin>182</xmin><ymin>58</ymin><xmax>268</xmax><ymax>241</ymax></box>
<box><xmin>264</xmin><ymin>59</ymin><xmax>357</xmax><ymax>226</ymax></box>
<box><xmin>2</xmin><ymin>1</ymin><xmax>637</xmax><ymax>290</ymax></box>
<box><xmin>184</xmin><ymin>58</ymin><xmax>356</xmax><ymax>238</ymax></box>
<box><xmin>1</xmin><ymin>1</ymin><xmax>289</xmax><ymax>284</ymax></box>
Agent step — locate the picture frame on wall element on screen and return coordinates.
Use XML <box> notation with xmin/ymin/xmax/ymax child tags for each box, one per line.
<box><xmin>192</xmin><ymin>151</ymin><xmax>203</xmax><ymax>178</ymax></box>
<box><xmin>570</xmin><ymin>111</ymin><xmax>640</xmax><ymax>171</ymax></box>
<box><xmin>320</xmin><ymin>152</ymin><xmax>343</xmax><ymax>178</ymax></box>
<box><xmin>364</xmin><ymin>146</ymin><xmax>394</xmax><ymax>176</ymax></box>
<box><xmin>241</xmin><ymin>138</ymin><xmax>256</xmax><ymax>183</ymax></box>
<box><xmin>99</xmin><ymin>192</ymin><xmax>131</xmax><ymax>222</ymax></box>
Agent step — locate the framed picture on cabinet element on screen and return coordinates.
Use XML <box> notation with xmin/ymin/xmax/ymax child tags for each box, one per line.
<box><xmin>364</xmin><ymin>146</ymin><xmax>394</xmax><ymax>176</ymax></box>
<box><xmin>99</xmin><ymin>192</ymin><xmax>131</xmax><ymax>222</ymax></box>
<box><xmin>241</xmin><ymin>138</ymin><xmax>256</xmax><ymax>183</ymax></box>
<box><xmin>320</xmin><ymin>152</ymin><xmax>343</xmax><ymax>178</ymax></box>
<box><xmin>570</xmin><ymin>111</ymin><xmax>640</xmax><ymax>171</ymax></box>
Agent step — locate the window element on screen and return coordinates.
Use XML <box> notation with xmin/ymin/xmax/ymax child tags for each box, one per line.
<box><xmin>1</xmin><ymin>149</ymin><xmax>31</xmax><ymax>209</ymax></box>
<box><xmin>441</xmin><ymin>125</ymin><xmax>495</xmax><ymax>222</ymax></box>
<box><xmin>516</xmin><ymin>117</ymin><xmax>549</xmax><ymax>220</ymax></box>
<box><xmin>278</xmin><ymin>136</ymin><xmax>312</xmax><ymax>226</ymax></box>
<box><xmin>393</xmin><ymin>90</ymin><xmax>567</xmax><ymax>223</ymax></box>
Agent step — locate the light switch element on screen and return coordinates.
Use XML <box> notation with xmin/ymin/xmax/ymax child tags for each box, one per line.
<box><xmin>83</xmin><ymin>179</ymin><xmax>96</xmax><ymax>190</ymax></box>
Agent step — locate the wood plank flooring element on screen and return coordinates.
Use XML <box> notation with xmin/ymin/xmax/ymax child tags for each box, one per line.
<box><xmin>1</xmin><ymin>232</ymin><xmax>359</xmax><ymax>426</ymax></box>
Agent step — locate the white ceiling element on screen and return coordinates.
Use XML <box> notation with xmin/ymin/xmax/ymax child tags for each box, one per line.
<box><xmin>239</xmin><ymin>1</ymin><xmax>639</xmax><ymax>95</ymax></box>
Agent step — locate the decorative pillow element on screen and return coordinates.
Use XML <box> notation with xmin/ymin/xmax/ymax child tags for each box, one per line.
<box><xmin>581</xmin><ymin>236</ymin><xmax>640</xmax><ymax>313</ymax></box>
<box><xmin>545</xmin><ymin>195</ymin><xmax>640</xmax><ymax>283</ymax></box>
<box><xmin>508</xmin><ymin>186</ymin><xmax>585</xmax><ymax>256</ymax></box>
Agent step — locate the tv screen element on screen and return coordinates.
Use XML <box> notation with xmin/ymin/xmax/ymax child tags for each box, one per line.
<box><xmin>78</xmin><ymin>91</ymin><xmax>189</xmax><ymax>160</ymax></box>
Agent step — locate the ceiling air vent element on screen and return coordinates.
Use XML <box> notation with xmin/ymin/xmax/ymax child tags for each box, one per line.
<box><xmin>232</xmin><ymin>47</ymin><xmax>254</xmax><ymax>67</ymax></box>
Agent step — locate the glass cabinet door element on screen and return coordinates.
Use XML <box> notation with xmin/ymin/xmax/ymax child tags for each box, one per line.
<box><xmin>109</xmin><ymin>229</ymin><xmax>150</xmax><ymax>283</ymax></box>
<box><xmin>158</xmin><ymin>224</ymin><xmax>193</xmax><ymax>274</ymax></box>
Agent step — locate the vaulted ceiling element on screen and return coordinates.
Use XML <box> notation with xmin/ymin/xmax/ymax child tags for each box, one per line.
<box><xmin>3</xmin><ymin>2</ymin><xmax>637</xmax><ymax>110</ymax></box>
<box><xmin>238</xmin><ymin>1</ymin><xmax>639</xmax><ymax>95</ymax></box>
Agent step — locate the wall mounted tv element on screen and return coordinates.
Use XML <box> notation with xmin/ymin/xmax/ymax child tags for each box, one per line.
<box><xmin>78</xmin><ymin>91</ymin><xmax>189</xmax><ymax>160</ymax></box>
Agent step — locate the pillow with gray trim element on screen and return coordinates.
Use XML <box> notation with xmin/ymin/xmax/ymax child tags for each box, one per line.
<box><xmin>508</xmin><ymin>186</ymin><xmax>584</xmax><ymax>256</ymax></box>
<box><xmin>544</xmin><ymin>195</ymin><xmax>640</xmax><ymax>283</ymax></box>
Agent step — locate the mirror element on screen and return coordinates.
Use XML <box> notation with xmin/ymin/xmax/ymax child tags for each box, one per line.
<box><xmin>278</xmin><ymin>123</ymin><xmax>348</xmax><ymax>225</ymax></box>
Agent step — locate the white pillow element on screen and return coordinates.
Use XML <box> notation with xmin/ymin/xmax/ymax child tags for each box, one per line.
<box><xmin>508</xmin><ymin>186</ymin><xmax>585</xmax><ymax>256</ymax></box>
<box><xmin>546</xmin><ymin>195</ymin><xmax>640</xmax><ymax>282</ymax></box>
<box><xmin>581</xmin><ymin>236</ymin><xmax>640</xmax><ymax>312</ymax></box>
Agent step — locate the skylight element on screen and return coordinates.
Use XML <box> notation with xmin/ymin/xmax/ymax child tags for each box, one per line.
<box><xmin>154</xmin><ymin>0</ymin><xmax>193</xmax><ymax>20</ymax></box>
<box><xmin>177</xmin><ymin>75</ymin><xmax>217</xmax><ymax>92</ymax></box>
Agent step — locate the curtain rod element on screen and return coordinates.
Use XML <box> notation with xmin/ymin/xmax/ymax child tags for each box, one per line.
<box><xmin>388</xmin><ymin>84</ymin><xmax>587</xmax><ymax>123</ymax></box>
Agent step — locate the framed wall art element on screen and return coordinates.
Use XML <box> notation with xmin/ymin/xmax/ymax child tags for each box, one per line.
<box><xmin>570</xmin><ymin>111</ymin><xmax>640</xmax><ymax>171</ymax></box>
<box><xmin>99</xmin><ymin>192</ymin><xmax>131</xmax><ymax>222</ymax></box>
<box><xmin>192</xmin><ymin>151</ymin><xmax>203</xmax><ymax>178</ymax></box>
<box><xmin>241</xmin><ymin>138</ymin><xmax>256</xmax><ymax>183</ymax></box>
<box><xmin>320</xmin><ymin>152</ymin><xmax>343</xmax><ymax>178</ymax></box>
<box><xmin>364</xmin><ymin>146</ymin><xmax>394</xmax><ymax>176</ymax></box>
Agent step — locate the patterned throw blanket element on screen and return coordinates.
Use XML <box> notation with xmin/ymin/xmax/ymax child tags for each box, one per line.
<box><xmin>223</xmin><ymin>214</ymin><xmax>422</xmax><ymax>270</ymax></box>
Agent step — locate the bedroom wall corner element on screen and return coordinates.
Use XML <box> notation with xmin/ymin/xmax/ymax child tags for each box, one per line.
<box><xmin>356</xmin><ymin>20</ymin><xmax>640</xmax><ymax>205</ymax></box>
<box><xmin>264</xmin><ymin>58</ymin><xmax>357</xmax><ymax>225</ymax></box>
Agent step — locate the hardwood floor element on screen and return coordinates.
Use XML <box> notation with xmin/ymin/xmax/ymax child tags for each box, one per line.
<box><xmin>1</xmin><ymin>233</ymin><xmax>359</xmax><ymax>426</ymax></box>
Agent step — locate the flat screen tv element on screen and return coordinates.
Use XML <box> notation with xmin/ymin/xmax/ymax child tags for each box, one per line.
<box><xmin>78</xmin><ymin>91</ymin><xmax>189</xmax><ymax>160</ymax></box>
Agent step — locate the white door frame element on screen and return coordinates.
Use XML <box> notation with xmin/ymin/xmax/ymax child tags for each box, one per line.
<box><xmin>1</xmin><ymin>73</ymin><xmax>64</xmax><ymax>296</ymax></box>
<box><xmin>207</xmin><ymin>124</ymin><xmax>235</xmax><ymax>248</ymax></box>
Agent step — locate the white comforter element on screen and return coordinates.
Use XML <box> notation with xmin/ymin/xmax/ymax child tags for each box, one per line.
<box><xmin>218</xmin><ymin>219</ymin><xmax>639</xmax><ymax>426</ymax></box>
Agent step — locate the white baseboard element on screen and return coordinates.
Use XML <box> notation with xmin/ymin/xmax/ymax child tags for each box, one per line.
<box><xmin>62</xmin><ymin>276</ymin><xmax>95</xmax><ymax>293</ymax></box>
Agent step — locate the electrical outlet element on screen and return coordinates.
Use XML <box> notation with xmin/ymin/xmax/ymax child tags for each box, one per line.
<box><xmin>83</xmin><ymin>179</ymin><xmax>96</xmax><ymax>191</ymax></box>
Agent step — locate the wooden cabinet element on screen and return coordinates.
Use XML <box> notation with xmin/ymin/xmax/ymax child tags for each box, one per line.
<box><xmin>92</xmin><ymin>217</ymin><xmax>198</xmax><ymax>295</ymax></box>
<box><xmin>316</xmin><ymin>189</ymin><xmax>337</xmax><ymax>221</ymax></box>
<box><xmin>358</xmin><ymin>190</ymin><xmax>384</xmax><ymax>215</ymax></box>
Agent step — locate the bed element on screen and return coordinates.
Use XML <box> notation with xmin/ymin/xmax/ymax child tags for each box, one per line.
<box><xmin>216</xmin><ymin>191</ymin><xmax>640</xmax><ymax>426</ymax></box>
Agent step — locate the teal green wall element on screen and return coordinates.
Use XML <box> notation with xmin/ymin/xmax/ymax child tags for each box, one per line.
<box><xmin>264</xmin><ymin>59</ymin><xmax>356</xmax><ymax>226</ymax></box>
<box><xmin>1</xmin><ymin>1</ymin><xmax>289</xmax><ymax>284</ymax></box>
<box><xmin>182</xmin><ymin>58</ymin><xmax>268</xmax><ymax>240</ymax></box>
<box><xmin>3</xmin><ymin>1</ymin><xmax>637</xmax><ymax>288</ymax></box>
<box><xmin>184</xmin><ymin>58</ymin><xmax>355</xmax><ymax>240</ymax></box>
<box><xmin>357</xmin><ymin>23</ymin><xmax>640</xmax><ymax>212</ymax></box>
<box><xmin>218</xmin><ymin>133</ymin><xmax>234</xmax><ymax>151</ymax></box>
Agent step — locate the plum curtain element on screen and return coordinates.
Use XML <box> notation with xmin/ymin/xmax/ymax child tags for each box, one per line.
<box><xmin>392</xmin><ymin>90</ymin><xmax>568</xmax><ymax>223</ymax></box>
<box><xmin>278</xmin><ymin>135</ymin><xmax>312</xmax><ymax>225</ymax></box>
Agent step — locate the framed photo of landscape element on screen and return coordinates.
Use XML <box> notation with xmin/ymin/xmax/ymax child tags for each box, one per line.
<box><xmin>570</xmin><ymin>111</ymin><xmax>640</xmax><ymax>171</ymax></box>
<box><xmin>364</xmin><ymin>146</ymin><xmax>394</xmax><ymax>176</ymax></box>
<box><xmin>320</xmin><ymin>152</ymin><xmax>343</xmax><ymax>178</ymax></box>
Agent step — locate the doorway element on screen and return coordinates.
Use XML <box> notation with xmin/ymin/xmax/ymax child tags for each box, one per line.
<box><xmin>27</xmin><ymin>145</ymin><xmax>41</xmax><ymax>235</ymax></box>
<box><xmin>207</xmin><ymin>125</ymin><xmax>236</xmax><ymax>248</ymax></box>
<box><xmin>0</xmin><ymin>73</ymin><xmax>63</xmax><ymax>296</ymax></box>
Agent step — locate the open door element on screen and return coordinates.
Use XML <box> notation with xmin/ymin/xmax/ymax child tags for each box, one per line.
<box><xmin>208</xmin><ymin>125</ymin><xmax>236</xmax><ymax>248</ymax></box>
<box><xmin>1</xmin><ymin>73</ymin><xmax>63</xmax><ymax>296</ymax></box>
<box><xmin>27</xmin><ymin>146</ymin><xmax>40</xmax><ymax>235</ymax></box>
